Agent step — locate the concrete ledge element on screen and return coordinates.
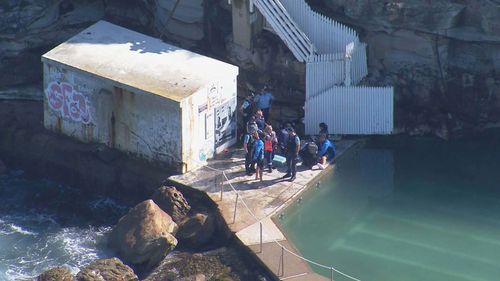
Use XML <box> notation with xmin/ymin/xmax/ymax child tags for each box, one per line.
<box><xmin>169</xmin><ymin>139</ymin><xmax>360</xmax><ymax>280</ymax></box>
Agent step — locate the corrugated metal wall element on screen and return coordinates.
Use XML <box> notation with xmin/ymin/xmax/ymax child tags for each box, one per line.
<box><xmin>306</xmin><ymin>56</ymin><xmax>345</xmax><ymax>99</ymax></box>
<box><xmin>350</xmin><ymin>42</ymin><xmax>368</xmax><ymax>85</ymax></box>
<box><xmin>304</xmin><ymin>86</ymin><xmax>394</xmax><ymax>135</ymax></box>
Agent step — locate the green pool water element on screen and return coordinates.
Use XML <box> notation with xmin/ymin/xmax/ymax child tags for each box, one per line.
<box><xmin>280</xmin><ymin>133</ymin><xmax>500</xmax><ymax>281</ymax></box>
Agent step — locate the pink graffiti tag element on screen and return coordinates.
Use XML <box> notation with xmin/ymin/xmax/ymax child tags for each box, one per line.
<box><xmin>45</xmin><ymin>82</ymin><xmax>92</xmax><ymax>124</ymax></box>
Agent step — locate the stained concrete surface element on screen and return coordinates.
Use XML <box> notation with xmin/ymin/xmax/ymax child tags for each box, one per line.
<box><xmin>170</xmin><ymin>139</ymin><xmax>359</xmax><ymax>280</ymax></box>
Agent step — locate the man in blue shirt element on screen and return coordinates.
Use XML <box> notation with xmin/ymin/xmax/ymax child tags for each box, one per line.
<box><xmin>251</xmin><ymin>130</ymin><xmax>264</xmax><ymax>182</ymax></box>
<box><xmin>255</xmin><ymin>86</ymin><xmax>274</xmax><ymax>122</ymax></box>
<box><xmin>317</xmin><ymin>133</ymin><xmax>336</xmax><ymax>170</ymax></box>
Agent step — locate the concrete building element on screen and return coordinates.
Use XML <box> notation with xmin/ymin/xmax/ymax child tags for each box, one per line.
<box><xmin>41</xmin><ymin>20</ymin><xmax>239</xmax><ymax>173</ymax></box>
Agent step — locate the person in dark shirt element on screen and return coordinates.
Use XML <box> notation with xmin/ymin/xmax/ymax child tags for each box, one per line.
<box><xmin>319</xmin><ymin>122</ymin><xmax>329</xmax><ymax>136</ymax></box>
<box><xmin>240</xmin><ymin>93</ymin><xmax>254</xmax><ymax>126</ymax></box>
<box><xmin>282</xmin><ymin>127</ymin><xmax>300</xmax><ymax>182</ymax></box>
<box><xmin>243</xmin><ymin>130</ymin><xmax>256</xmax><ymax>175</ymax></box>
<box><xmin>255</xmin><ymin>109</ymin><xmax>266</xmax><ymax>132</ymax></box>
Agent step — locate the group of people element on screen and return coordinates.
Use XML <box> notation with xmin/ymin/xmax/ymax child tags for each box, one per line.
<box><xmin>240</xmin><ymin>86</ymin><xmax>336</xmax><ymax>183</ymax></box>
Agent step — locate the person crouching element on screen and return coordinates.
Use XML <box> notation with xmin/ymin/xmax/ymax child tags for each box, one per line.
<box><xmin>317</xmin><ymin>133</ymin><xmax>336</xmax><ymax>170</ymax></box>
<box><xmin>252</xmin><ymin>130</ymin><xmax>264</xmax><ymax>182</ymax></box>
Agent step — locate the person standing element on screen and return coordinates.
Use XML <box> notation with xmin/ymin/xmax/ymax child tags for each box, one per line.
<box><xmin>263</xmin><ymin>125</ymin><xmax>277</xmax><ymax>173</ymax></box>
<box><xmin>252</xmin><ymin>130</ymin><xmax>264</xmax><ymax>182</ymax></box>
<box><xmin>282</xmin><ymin>127</ymin><xmax>300</xmax><ymax>182</ymax></box>
<box><xmin>255</xmin><ymin>86</ymin><xmax>274</xmax><ymax>122</ymax></box>
<box><xmin>243</xmin><ymin>130</ymin><xmax>256</xmax><ymax>175</ymax></box>
<box><xmin>255</xmin><ymin>109</ymin><xmax>266</xmax><ymax>132</ymax></box>
<box><xmin>240</xmin><ymin>93</ymin><xmax>254</xmax><ymax>127</ymax></box>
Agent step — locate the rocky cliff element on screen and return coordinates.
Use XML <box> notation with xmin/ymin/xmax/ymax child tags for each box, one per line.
<box><xmin>308</xmin><ymin>0</ymin><xmax>500</xmax><ymax>137</ymax></box>
<box><xmin>3</xmin><ymin>0</ymin><xmax>500</xmax><ymax>136</ymax></box>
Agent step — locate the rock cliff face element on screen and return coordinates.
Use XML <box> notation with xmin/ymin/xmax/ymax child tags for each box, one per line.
<box><xmin>309</xmin><ymin>0</ymin><xmax>500</xmax><ymax>136</ymax></box>
<box><xmin>3</xmin><ymin>0</ymin><xmax>500</xmax><ymax>136</ymax></box>
<box><xmin>0</xmin><ymin>0</ymin><xmax>105</xmax><ymax>87</ymax></box>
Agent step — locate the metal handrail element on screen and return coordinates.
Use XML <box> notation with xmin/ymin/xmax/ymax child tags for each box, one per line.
<box><xmin>201</xmin><ymin>163</ymin><xmax>361</xmax><ymax>281</ymax></box>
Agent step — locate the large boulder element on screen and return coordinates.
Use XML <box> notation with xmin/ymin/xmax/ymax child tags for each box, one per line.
<box><xmin>75</xmin><ymin>258</ymin><xmax>138</xmax><ymax>281</ymax></box>
<box><xmin>109</xmin><ymin>200</ymin><xmax>178</xmax><ymax>267</ymax></box>
<box><xmin>37</xmin><ymin>266</ymin><xmax>74</xmax><ymax>281</ymax></box>
<box><xmin>177</xmin><ymin>212</ymin><xmax>215</xmax><ymax>248</ymax></box>
<box><xmin>151</xmin><ymin>186</ymin><xmax>191</xmax><ymax>223</ymax></box>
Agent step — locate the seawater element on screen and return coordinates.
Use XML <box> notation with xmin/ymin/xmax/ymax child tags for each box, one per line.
<box><xmin>280</xmin><ymin>132</ymin><xmax>500</xmax><ymax>281</ymax></box>
<box><xmin>0</xmin><ymin>171</ymin><xmax>129</xmax><ymax>280</ymax></box>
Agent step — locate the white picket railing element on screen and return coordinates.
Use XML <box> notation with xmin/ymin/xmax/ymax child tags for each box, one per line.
<box><xmin>232</xmin><ymin>0</ymin><xmax>392</xmax><ymax>135</ymax></box>
<box><xmin>253</xmin><ymin>0</ymin><xmax>315</xmax><ymax>62</ymax></box>
<box><xmin>304</xmin><ymin>86</ymin><xmax>394</xmax><ymax>135</ymax></box>
<box><xmin>280</xmin><ymin>0</ymin><xmax>358</xmax><ymax>54</ymax></box>
<box><xmin>306</xmin><ymin>59</ymin><xmax>345</xmax><ymax>100</ymax></box>
<box><xmin>349</xmin><ymin>42</ymin><xmax>368</xmax><ymax>85</ymax></box>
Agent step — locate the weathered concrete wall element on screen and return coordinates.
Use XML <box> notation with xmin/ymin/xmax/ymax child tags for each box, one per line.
<box><xmin>181</xmin><ymin>78</ymin><xmax>237</xmax><ymax>172</ymax></box>
<box><xmin>42</xmin><ymin>61</ymin><xmax>183</xmax><ymax>168</ymax></box>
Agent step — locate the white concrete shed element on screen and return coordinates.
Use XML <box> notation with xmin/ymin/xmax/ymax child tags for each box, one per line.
<box><xmin>41</xmin><ymin>20</ymin><xmax>238</xmax><ymax>173</ymax></box>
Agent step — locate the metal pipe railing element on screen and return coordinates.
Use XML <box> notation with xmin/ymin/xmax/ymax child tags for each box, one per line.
<box><xmin>202</xmin><ymin>163</ymin><xmax>361</xmax><ymax>281</ymax></box>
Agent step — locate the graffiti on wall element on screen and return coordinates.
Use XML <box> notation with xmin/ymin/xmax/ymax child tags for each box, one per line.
<box><xmin>45</xmin><ymin>81</ymin><xmax>92</xmax><ymax>124</ymax></box>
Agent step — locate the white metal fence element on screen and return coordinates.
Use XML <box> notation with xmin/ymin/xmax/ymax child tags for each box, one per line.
<box><xmin>306</xmin><ymin>57</ymin><xmax>345</xmax><ymax>99</ymax></box>
<box><xmin>349</xmin><ymin>42</ymin><xmax>368</xmax><ymax>85</ymax></box>
<box><xmin>304</xmin><ymin>86</ymin><xmax>394</xmax><ymax>135</ymax></box>
<box><xmin>280</xmin><ymin>0</ymin><xmax>358</xmax><ymax>54</ymax></box>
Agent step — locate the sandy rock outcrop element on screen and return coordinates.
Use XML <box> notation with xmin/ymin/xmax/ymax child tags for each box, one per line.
<box><xmin>177</xmin><ymin>212</ymin><xmax>215</xmax><ymax>248</ymax></box>
<box><xmin>37</xmin><ymin>266</ymin><xmax>74</xmax><ymax>281</ymax></box>
<box><xmin>151</xmin><ymin>186</ymin><xmax>191</xmax><ymax>223</ymax></box>
<box><xmin>75</xmin><ymin>258</ymin><xmax>138</xmax><ymax>281</ymax></box>
<box><xmin>109</xmin><ymin>200</ymin><xmax>178</xmax><ymax>267</ymax></box>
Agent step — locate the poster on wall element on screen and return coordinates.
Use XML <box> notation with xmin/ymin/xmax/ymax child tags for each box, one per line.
<box><xmin>214</xmin><ymin>97</ymin><xmax>236</xmax><ymax>151</ymax></box>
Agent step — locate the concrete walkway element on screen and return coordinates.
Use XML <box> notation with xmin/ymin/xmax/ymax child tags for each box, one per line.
<box><xmin>169</xmin><ymin>139</ymin><xmax>359</xmax><ymax>280</ymax></box>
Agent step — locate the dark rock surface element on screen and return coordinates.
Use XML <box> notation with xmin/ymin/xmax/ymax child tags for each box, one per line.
<box><xmin>75</xmin><ymin>258</ymin><xmax>138</xmax><ymax>281</ymax></box>
<box><xmin>37</xmin><ymin>266</ymin><xmax>74</xmax><ymax>281</ymax></box>
<box><xmin>109</xmin><ymin>200</ymin><xmax>178</xmax><ymax>268</ymax></box>
<box><xmin>151</xmin><ymin>186</ymin><xmax>191</xmax><ymax>223</ymax></box>
<box><xmin>143</xmin><ymin>249</ymin><xmax>267</xmax><ymax>281</ymax></box>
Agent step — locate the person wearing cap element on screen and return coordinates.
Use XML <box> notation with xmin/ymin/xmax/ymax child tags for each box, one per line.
<box><xmin>282</xmin><ymin>127</ymin><xmax>300</xmax><ymax>182</ymax></box>
<box><xmin>240</xmin><ymin>93</ymin><xmax>254</xmax><ymax>127</ymax></box>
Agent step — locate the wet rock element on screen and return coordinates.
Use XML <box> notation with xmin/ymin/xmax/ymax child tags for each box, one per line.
<box><xmin>109</xmin><ymin>200</ymin><xmax>178</xmax><ymax>268</ymax></box>
<box><xmin>37</xmin><ymin>266</ymin><xmax>74</xmax><ymax>281</ymax></box>
<box><xmin>177</xmin><ymin>212</ymin><xmax>215</xmax><ymax>248</ymax></box>
<box><xmin>75</xmin><ymin>257</ymin><xmax>138</xmax><ymax>281</ymax></box>
<box><xmin>151</xmin><ymin>186</ymin><xmax>191</xmax><ymax>223</ymax></box>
